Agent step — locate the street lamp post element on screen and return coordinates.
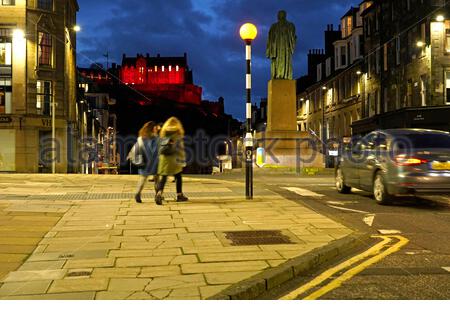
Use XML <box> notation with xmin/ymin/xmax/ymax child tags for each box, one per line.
<box><xmin>52</xmin><ymin>102</ymin><xmax>57</xmax><ymax>174</ymax></box>
<box><xmin>240</xmin><ymin>23</ymin><xmax>257</xmax><ymax>200</ymax></box>
<box><xmin>322</xmin><ymin>86</ymin><xmax>327</xmax><ymax>167</ymax></box>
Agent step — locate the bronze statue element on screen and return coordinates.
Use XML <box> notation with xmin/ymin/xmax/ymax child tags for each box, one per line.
<box><xmin>266</xmin><ymin>10</ymin><xmax>297</xmax><ymax>80</ymax></box>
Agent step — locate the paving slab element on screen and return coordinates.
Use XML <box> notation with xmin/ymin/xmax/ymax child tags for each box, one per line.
<box><xmin>0</xmin><ymin>174</ymin><xmax>354</xmax><ymax>300</ymax></box>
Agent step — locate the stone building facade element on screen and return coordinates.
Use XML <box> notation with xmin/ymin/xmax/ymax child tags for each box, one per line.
<box><xmin>0</xmin><ymin>0</ymin><xmax>79</xmax><ymax>173</ymax></box>
<box><xmin>297</xmin><ymin>0</ymin><xmax>450</xmax><ymax>143</ymax></box>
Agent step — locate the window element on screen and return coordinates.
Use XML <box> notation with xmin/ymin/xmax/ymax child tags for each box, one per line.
<box><xmin>37</xmin><ymin>0</ymin><xmax>53</xmax><ymax>11</ymax></box>
<box><xmin>446</xmin><ymin>72</ymin><xmax>450</xmax><ymax>105</ymax></box>
<box><xmin>396</xmin><ymin>37</ymin><xmax>401</xmax><ymax>65</ymax></box>
<box><xmin>420</xmin><ymin>75</ymin><xmax>427</xmax><ymax>106</ymax></box>
<box><xmin>0</xmin><ymin>32</ymin><xmax>12</xmax><ymax>114</ymax></box>
<box><xmin>376</xmin><ymin>48</ymin><xmax>380</xmax><ymax>74</ymax></box>
<box><xmin>0</xmin><ymin>84</ymin><xmax>11</xmax><ymax>114</ymax></box>
<box><xmin>335</xmin><ymin>47</ymin><xmax>339</xmax><ymax>69</ymax></box>
<box><xmin>384</xmin><ymin>44</ymin><xmax>388</xmax><ymax>71</ymax></box>
<box><xmin>38</xmin><ymin>32</ymin><xmax>52</xmax><ymax>66</ymax></box>
<box><xmin>340</xmin><ymin>46</ymin><xmax>346</xmax><ymax>67</ymax></box>
<box><xmin>325</xmin><ymin>58</ymin><xmax>331</xmax><ymax>77</ymax></box>
<box><xmin>1</xmin><ymin>0</ymin><xmax>15</xmax><ymax>5</ymax></box>
<box><xmin>36</xmin><ymin>80</ymin><xmax>52</xmax><ymax>116</ymax></box>
<box><xmin>407</xmin><ymin>79</ymin><xmax>413</xmax><ymax>106</ymax></box>
<box><xmin>317</xmin><ymin>63</ymin><xmax>322</xmax><ymax>82</ymax></box>
<box><xmin>443</xmin><ymin>29</ymin><xmax>450</xmax><ymax>55</ymax></box>
<box><xmin>0</xmin><ymin>42</ymin><xmax>12</xmax><ymax>66</ymax></box>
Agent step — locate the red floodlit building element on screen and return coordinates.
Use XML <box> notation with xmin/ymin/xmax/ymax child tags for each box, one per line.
<box><xmin>120</xmin><ymin>53</ymin><xmax>203</xmax><ymax>105</ymax></box>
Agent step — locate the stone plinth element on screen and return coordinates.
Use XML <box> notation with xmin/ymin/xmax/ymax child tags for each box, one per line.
<box><xmin>255</xmin><ymin>131</ymin><xmax>324</xmax><ymax>168</ymax></box>
<box><xmin>267</xmin><ymin>80</ymin><xmax>297</xmax><ymax>132</ymax></box>
<box><xmin>260</xmin><ymin>79</ymin><xmax>324</xmax><ymax>168</ymax></box>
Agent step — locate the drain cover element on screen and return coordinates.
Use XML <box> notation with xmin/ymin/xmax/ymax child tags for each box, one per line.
<box><xmin>222</xmin><ymin>230</ymin><xmax>296</xmax><ymax>246</ymax></box>
<box><xmin>67</xmin><ymin>271</ymin><xmax>92</xmax><ymax>278</ymax></box>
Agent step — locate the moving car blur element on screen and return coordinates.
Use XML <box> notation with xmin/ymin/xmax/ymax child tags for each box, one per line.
<box><xmin>335</xmin><ymin>129</ymin><xmax>450</xmax><ymax>204</ymax></box>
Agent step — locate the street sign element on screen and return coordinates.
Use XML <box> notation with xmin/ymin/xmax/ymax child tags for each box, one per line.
<box><xmin>256</xmin><ymin>147</ymin><xmax>265</xmax><ymax>167</ymax></box>
<box><xmin>329</xmin><ymin>150</ymin><xmax>339</xmax><ymax>157</ymax></box>
<box><xmin>0</xmin><ymin>116</ymin><xmax>12</xmax><ymax>123</ymax></box>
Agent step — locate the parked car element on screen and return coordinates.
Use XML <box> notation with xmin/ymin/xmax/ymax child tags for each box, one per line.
<box><xmin>335</xmin><ymin>129</ymin><xmax>450</xmax><ymax>205</ymax></box>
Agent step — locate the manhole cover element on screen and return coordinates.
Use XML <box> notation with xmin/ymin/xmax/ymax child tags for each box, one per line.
<box><xmin>221</xmin><ymin>230</ymin><xmax>296</xmax><ymax>246</ymax></box>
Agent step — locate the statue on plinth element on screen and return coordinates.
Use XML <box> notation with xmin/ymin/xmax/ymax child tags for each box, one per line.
<box><xmin>266</xmin><ymin>10</ymin><xmax>297</xmax><ymax>80</ymax></box>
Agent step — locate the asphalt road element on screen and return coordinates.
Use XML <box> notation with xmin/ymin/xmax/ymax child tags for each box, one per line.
<box><xmin>253</xmin><ymin>173</ymin><xmax>450</xmax><ymax>300</ymax></box>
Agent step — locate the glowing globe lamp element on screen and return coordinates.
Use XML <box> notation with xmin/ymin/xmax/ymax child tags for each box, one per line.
<box><xmin>240</xmin><ymin>23</ymin><xmax>258</xmax><ymax>42</ymax></box>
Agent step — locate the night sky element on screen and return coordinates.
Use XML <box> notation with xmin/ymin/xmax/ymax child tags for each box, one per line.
<box><xmin>77</xmin><ymin>0</ymin><xmax>355</xmax><ymax>120</ymax></box>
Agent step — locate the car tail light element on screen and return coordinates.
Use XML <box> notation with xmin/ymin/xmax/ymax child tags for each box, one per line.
<box><xmin>394</xmin><ymin>154</ymin><xmax>428</xmax><ymax>166</ymax></box>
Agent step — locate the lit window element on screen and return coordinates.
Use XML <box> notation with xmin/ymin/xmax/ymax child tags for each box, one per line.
<box><xmin>446</xmin><ymin>29</ymin><xmax>450</xmax><ymax>52</ymax></box>
<box><xmin>1</xmin><ymin>0</ymin><xmax>15</xmax><ymax>5</ymax></box>
<box><xmin>155</xmin><ymin>66</ymin><xmax>158</xmax><ymax>72</ymax></box>
<box><xmin>38</xmin><ymin>32</ymin><xmax>52</xmax><ymax>66</ymax></box>
<box><xmin>0</xmin><ymin>41</ymin><xmax>12</xmax><ymax>65</ymax></box>
<box><xmin>176</xmin><ymin>65</ymin><xmax>179</xmax><ymax>72</ymax></box>
<box><xmin>36</xmin><ymin>80</ymin><xmax>52</xmax><ymax>116</ymax></box>
<box><xmin>169</xmin><ymin>65</ymin><xmax>172</xmax><ymax>72</ymax></box>
<box><xmin>0</xmin><ymin>80</ymin><xmax>12</xmax><ymax>114</ymax></box>
<box><xmin>162</xmin><ymin>66</ymin><xmax>165</xmax><ymax>72</ymax></box>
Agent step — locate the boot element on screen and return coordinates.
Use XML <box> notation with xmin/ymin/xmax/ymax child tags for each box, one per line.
<box><xmin>135</xmin><ymin>194</ymin><xmax>142</xmax><ymax>204</ymax></box>
<box><xmin>155</xmin><ymin>192</ymin><xmax>163</xmax><ymax>206</ymax></box>
<box><xmin>177</xmin><ymin>194</ymin><xmax>189</xmax><ymax>202</ymax></box>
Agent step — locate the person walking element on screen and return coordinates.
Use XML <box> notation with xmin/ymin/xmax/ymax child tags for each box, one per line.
<box><xmin>133</xmin><ymin>121</ymin><xmax>159</xmax><ymax>203</ymax></box>
<box><xmin>155</xmin><ymin>117</ymin><xmax>188</xmax><ymax>205</ymax></box>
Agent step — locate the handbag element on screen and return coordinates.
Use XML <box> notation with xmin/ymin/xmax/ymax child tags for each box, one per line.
<box><xmin>160</xmin><ymin>137</ymin><xmax>177</xmax><ymax>155</ymax></box>
<box><xmin>127</xmin><ymin>137</ymin><xmax>145</xmax><ymax>167</ymax></box>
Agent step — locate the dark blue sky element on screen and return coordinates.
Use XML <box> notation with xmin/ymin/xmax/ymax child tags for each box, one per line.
<box><xmin>77</xmin><ymin>0</ymin><xmax>355</xmax><ymax>120</ymax></box>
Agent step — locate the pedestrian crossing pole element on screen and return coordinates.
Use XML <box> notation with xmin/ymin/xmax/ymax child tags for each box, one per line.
<box><xmin>240</xmin><ymin>23</ymin><xmax>258</xmax><ymax>200</ymax></box>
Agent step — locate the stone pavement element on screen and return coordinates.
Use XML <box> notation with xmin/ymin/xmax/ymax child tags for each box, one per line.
<box><xmin>0</xmin><ymin>174</ymin><xmax>352</xmax><ymax>300</ymax></box>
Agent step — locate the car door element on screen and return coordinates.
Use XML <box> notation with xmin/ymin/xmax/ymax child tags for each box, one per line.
<box><xmin>343</xmin><ymin>137</ymin><xmax>366</xmax><ymax>187</ymax></box>
<box><xmin>358</xmin><ymin>133</ymin><xmax>378</xmax><ymax>191</ymax></box>
<box><xmin>359</xmin><ymin>133</ymin><xmax>389</xmax><ymax>190</ymax></box>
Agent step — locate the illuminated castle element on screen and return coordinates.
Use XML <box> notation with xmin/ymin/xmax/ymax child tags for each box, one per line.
<box><xmin>120</xmin><ymin>53</ymin><xmax>202</xmax><ymax>105</ymax></box>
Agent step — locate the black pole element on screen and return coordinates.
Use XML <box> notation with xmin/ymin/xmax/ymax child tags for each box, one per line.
<box><xmin>245</xmin><ymin>40</ymin><xmax>253</xmax><ymax>200</ymax></box>
<box><xmin>322</xmin><ymin>88</ymin><xmax>327</xmax><ymax>167</ymax></box>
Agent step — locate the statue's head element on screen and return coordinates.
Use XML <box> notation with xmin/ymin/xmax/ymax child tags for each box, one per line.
<box><xmin>278</xmin><ymin>10</ymin><xmax>287</xmax><ymax>21</ymax></box>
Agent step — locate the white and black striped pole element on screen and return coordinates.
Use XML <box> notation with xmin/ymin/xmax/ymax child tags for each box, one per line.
<box><xmin>240</xmin><ymin>23</ymin><xmax>257</xmax><ymax>200</ymax></box>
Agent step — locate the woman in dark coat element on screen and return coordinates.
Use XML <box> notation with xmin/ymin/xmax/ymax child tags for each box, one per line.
<box><xmin>155</xmin><ymin>117</ymin><xmax>188</xmax><ymax>205</ymax></box>
<box><xmin>134</xmin><ymin>121</ymin><xmax>159</xmax><ymax>203</ymax></box>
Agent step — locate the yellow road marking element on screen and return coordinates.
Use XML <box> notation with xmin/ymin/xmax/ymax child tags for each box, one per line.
<box><xmin>280</xmin><ymin>236</ymin><xmax>393</xmax><ymax>300</ymax></box>
<box><xmin>304</xmin><ymin>236</ymin><xmax>409</xmax><ymax>300</ymax></box>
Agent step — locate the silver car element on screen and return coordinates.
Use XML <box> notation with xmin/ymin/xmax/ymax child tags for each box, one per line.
<box><xmin>336</xmin><ymin>129</ymin><xmax>450</xmax><ymax>205</ymax></box>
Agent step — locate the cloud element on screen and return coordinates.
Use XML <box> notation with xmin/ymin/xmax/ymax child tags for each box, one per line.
<box><xmin>77</xmin><ymin>0</ymin><xmax>356</xmax><ymax>119</ymax></box>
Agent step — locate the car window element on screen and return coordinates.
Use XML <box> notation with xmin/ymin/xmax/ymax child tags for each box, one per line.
<box><xmin>393</xmin><ymin>133</ymin><xmax>450</xmax><ymax>150</ymax></box>
<box><xmin>364</xmin><ymin>133</ymin><xmax>378</xmax><ymax>150</ymax></box>
<box><xmin>374</xmin><ymin>134</ymin><xmax>387</xmax><ymax>149</ymax></box>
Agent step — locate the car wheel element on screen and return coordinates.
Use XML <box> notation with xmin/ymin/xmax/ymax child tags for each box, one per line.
<box><xmin>373</xmin><ymin>172</ymin><xmax>392</xmax><ymax>205</ymax></box>
<box><xmin>336</xmin><ymin>167</ymin><xmax>351</xmax><ymax>194</ymax></box>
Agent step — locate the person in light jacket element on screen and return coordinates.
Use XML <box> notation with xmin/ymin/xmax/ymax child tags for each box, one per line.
<box><xmin>134</xmin><ymin>121</ymin><xmax>159</xmax><ymax>203</ymax></box>
<box><xmin>155</xmin><ymin>117</ymin><xmax>188</xmax><ymax>205</ymax></box>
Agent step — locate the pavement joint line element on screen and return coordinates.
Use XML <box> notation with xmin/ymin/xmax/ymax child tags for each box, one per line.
<box><xmin>279</xmin><ymin>236</ymin><xmax>393</xmax><ymax>300</ymax></box>
<box><xmin>303</xmin><ymin>235</ymin><xmax>409</xmax><ymax>300</ymax></box>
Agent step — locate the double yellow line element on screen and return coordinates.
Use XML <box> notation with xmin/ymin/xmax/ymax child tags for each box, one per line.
<box><xmin>280</xmin><ymin>235</ymin><xmax>409</xmax><ymax>300</ymax></box>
